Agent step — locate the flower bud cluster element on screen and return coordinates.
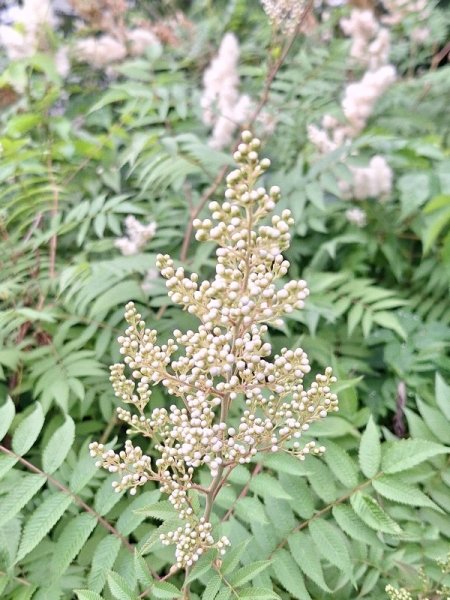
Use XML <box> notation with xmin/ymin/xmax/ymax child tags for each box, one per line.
<box><xmin>115</xmin><ymin>215</ymin><xmax>157</xmax><ymax>256</ymax></box>
<box><xmin>260</xmin><ymin>0</ymin><xmax>308</xmax><ymax>35</ymax></box>
<box><xmin>92</xmin><ymin>132</ymin><xmax>338</xmax><ymax>569</ymax></box>
<box><xmin>385</xmin><ymin>585</ymin><xmax>413</xmax><ymax>600</ymax></box>
<box><xmin>160</xmin><ymin>519</ymin><xmax>230</xmax><ymax>568</ymax></box>
<box><xmin>89</xmin><ymin>440</ymin><xmax>154</xmax><ymax>496</ymax></box>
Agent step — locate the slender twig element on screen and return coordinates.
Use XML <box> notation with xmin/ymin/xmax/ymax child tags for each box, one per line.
<box><xmin>47</xmin><ymin>157</ymin><xmax>59</xmax><ymax>279</ymax></box>
<box><xmin>269</xmin><ymin>475</ymin><xmax>380</xmax><ymax>557</ymax></box>
<box><xmin>221</xmin><ymin>463</ymin><xmax>262</xmax><ymax>522</ymax></box>
<box><xmin>431</xmin><ymin>41</ymin><xmax>450</xmax><ymax>70</ymax></box>
<box><xmin>100</xmin><ymin>413</ymin><xmax>119</xmax><ymax>445</ymax></box>
<box><xmin>0</xmin><ymin>444</ymin><xmax>134</xmax><ymax>553</ymax></box>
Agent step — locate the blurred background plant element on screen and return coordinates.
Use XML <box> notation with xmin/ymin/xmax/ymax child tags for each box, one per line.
<box><xmin>0</xmin><ymin>0</ymin><xmax>449</xmax><ymax>599</ymax></box>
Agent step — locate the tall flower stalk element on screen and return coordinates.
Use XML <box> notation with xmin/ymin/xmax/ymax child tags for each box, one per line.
<box><xmin>90</xmin><ymin>131</ymin><xmax>338</xmax><ymax>575</ymax></box>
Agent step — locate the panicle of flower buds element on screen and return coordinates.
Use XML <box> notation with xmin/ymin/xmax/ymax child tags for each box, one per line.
<box><xmin>92</xmin><ymin>131</ymin><xmax>338</xmax><ymax>568</ymax></box>
<box><xmin>200</xmin><ymin>33</ymin><xmax>252</xmax><ymax>149</ymax></box>
<box><xmin>115</xmin><ymin>215</ymin><xmax>157</xmax><ymax>256</ymax></box>
<box><xmin>260</xmin><ymin>0</ymin><xmax>308</xmax><ymax>35</ymax></box>
<box><xmin>385</xmin><ymin>585</ymin><xmax>413</xmax><ymax>600</ymax></box>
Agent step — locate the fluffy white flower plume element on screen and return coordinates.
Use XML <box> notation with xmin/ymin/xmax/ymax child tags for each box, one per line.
<box><xmin>382</xmin><ymin>0</ymin><xmax>430</xmax><ymax>25</ymax></box>
<box><xmin>126</xmin><ymin>28</ymin><xmax>159</xmax><ymax>57</ymax></box>
<box><xmin>308</xmin><ymin>7</ymin><xmax>396</xmax><ymax>202</ymax></box>
<box><xmin>342</xmin><ymin>65</ymin><xmax>396</xmax><ymax>136</ymax></box>
<box><xmin>200</xmin><ymin>33</ymin><xmax>252</xmax><ymax>149</ymax></box>
<box><xmin>346</xmin><ymin>207</ymin><xmax>367</xmax><ymax>227</ymax></box>
<box><xmin>340</xmin><ymin>156</ymin><xmax>393</xmax><ymax>200</ymax></box>
<box><xmin>75</xmin><ymin>35</ymin><xmax>127</xmax><ymax>69</ymax></box>
<box><xmin>115</xmin><ymin>216</ymin><xmax>157</xmax><ymax>256</ymax></box>
<box><xmin>340</xmin><ymin>9</ymin><xmax>391</xmax><ymax>70</ymax></box>
<box><xmin>0</xmin><ymin>0</ymin><xmax>55</xmax><ymax>60</ymax></box>
<box><xmin>260</xmin><ymin>0</ymin><xmax>307</xmax><ymax>34</ymax></box>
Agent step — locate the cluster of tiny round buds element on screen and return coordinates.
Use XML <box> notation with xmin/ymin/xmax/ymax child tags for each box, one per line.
<box><xmin>90</xmin><ymin>130</ymin><xmax>338</xmax><ymax>570</ymax></box>
<box><xmin>160</xmin><ymin>518</ymin><xmax>230</xmax><ymax>568</ymax></box>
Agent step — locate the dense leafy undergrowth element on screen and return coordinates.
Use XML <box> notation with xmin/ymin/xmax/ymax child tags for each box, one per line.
<box><xmin>0</xmin><ymin>1</ymin><xmax>449</xmax><ymax>599</ymax></box>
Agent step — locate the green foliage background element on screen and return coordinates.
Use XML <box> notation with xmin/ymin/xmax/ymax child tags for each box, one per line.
<box><xmin>0</xmin><ymin>1</ymin><xmax>449</xmax><ymax>599</ymax></box>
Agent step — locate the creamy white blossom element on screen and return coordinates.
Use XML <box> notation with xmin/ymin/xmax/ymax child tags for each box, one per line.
<box><xmin>346</xmin><ymin>207</ymin><xmax>367</xmax><ymax>227</ymax></box>
<box><xmin>340</xmin><ymin>156</ymin><xmax>393</xmax><ymax>200</ymax></box>
<box><xmin>0</xmin><ymin>0</ymin><xmax>55</xmax><ymax>60</ymax></box>
<box><xmin>126</xmin><ymin>28</ymin><xmax>159</xmax><ymax>56</ymax></box>
<box><xmin>260</xmin><ymin>0</ymin><xmax>308</xmax><ymax>34</ymax></box>
<box><xmin>75</xmin><ymin>35</ymin><xmax>127</xmax><ymax>68</ymax></box>
<box><xmin>340</xmin><ymin>9</ymin><xmax>391</xmax><ymax>70</ymax></box>
<box><xmin>201</xmin><ymin>33</ymin><xmax>252</xmax><ymax>149</ymax></box>
<box><xmin>115</xmin><ymin>216</ymin><xmax>157</xmax><ymax>256</ymax></box>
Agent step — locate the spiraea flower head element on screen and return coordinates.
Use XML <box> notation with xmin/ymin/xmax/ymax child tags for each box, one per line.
<box><xmin>260</xmin><ymin>0</ymin><xmax>309</xmax><ymax>35</ymax></box>
<box><xmin>90</xmin><ymin>131</ymin><xmax>338</xmax><ymax>569</ymax></box>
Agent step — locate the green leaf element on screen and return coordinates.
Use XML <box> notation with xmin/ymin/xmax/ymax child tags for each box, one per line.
<box><xmin>347</xmin><ymin>303</ymin><xmax>363</xmax><ymax>335</ymax></box>
<box><xmin>16</xmin><ymin>493</ymin><xmax>72</xmax><ymax>562</ymax></box>
<box><xmin>203</xmin><ymin>572</ymin><xmax>222</xmax><ymax>600</ymax></box>
<box><xmin>250</xmin><ymin>474</ymin><xmax>292</xmax><ymax>500</ymax></box>
<box><xmin>51</xmin><ymin>514</ymin><xmax>97</xmax><ymax>579</ymax></box>
<box><xmin>332</xmin><ymin>504</ymin><xmax>382</xmax><ymax>547</ymax></box>
<box><xmin>185</xmin><ymin>550</ymin><xmax>215</xmax><ymax>584</ymax></box>
<box><xmin>324</xmin><ymin>441</ymin><xmax>358</xmax><ymax>488</ymax></box>
<box><xmin>152</xmin><ymin>581</ymin><xmax>182</xmax><ymax>599</ymax></box>
<box><xmin>309</xmin><ymin>519</ymin><xmax>352</xmax><ymax>578</ymax></box>
<box><xmin>272</xmin><ymin>549</ymin><xmax>311</xmax><ymax>600</ymax></box>
<box><xmin>75</xmin><ymin>591</ymin><xmax>104</xmax><ymax>600</ymax></box>
<box><xmin>372</xmin><ymin>475</ymin><xmax>443</xmax><ymax>512</ymax></box>
<box><xmin>221</xmin><ymin>539</ymin><xmax>250</xmax><ymax>575</ymax></box>
<box><xmin>288</xmin><ymin>532</ymin><xmax>330</xmax><ymax>592</ymax></box>
<box><xmin>436</xmin><ymin>373</ymin><xmax>450</xmax><ymax>420</ymax></box>
<box><xmin>0</xmin><ymin>473</ymin><xmax>46</xmax><ymax>527</ymax></box>
<box><xmin>350</xmin><ymin>493</ymin><xmax>402</xmax><ymax>535</ymax></box>
<box><xmin>372</xmin><ymin>311</ymin><xmax>407</xmax><ymax>339</ymax></box>
<box><xmin>89</xmin><ymin>536</ymin><xmax>122</xmax><ymax>593</ymax></box>
<box><xmin>359</xmin><ymin>416</ymin><xmax>381</xmax><ymax>478</ymax></box>
<box><xmin>12</xmin><ymin>402</ymin><xmax>44</xmax><ymax>456</ymax></box>
<box><xmin>228</xmin><ymin>561</ymin><xmax>271</xmax><ymax>587</ymax></box>
<box><xmin>0</xmin><ymin>397</ymin><xmax>15</xmax><ymax>440</ymax></box>
<box><xmin>42</xmin><ymin>415</ymin><xmax>75</xmax><ymax>474</ymax></box>
<box><xmin>135</xmin><ymin>500</ymin><xmax>175</xmax><ymax>521</ymax></box>
<box><xmin>134</xmin><ymin>553</ymin><xmax>154</xmax><ymax>588</ymax></box>
<box><xmin>417</xmin><ymin>398</ymin><xmax>450</xmax><ymax>444</ymax></box>
<box><xmin>237</xmin><ymin>588</ymin><xmax>281</xmax><ymax>599</ymax></box>
<box><xmin>107</xmin><ymin>571</ymin><xmax>139</xmax><ymax>600</ymax></box>
<box><xmin>382</xmin><ymin>439</ymin><xmax>449</xmax><ymax>474</ymax></box>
